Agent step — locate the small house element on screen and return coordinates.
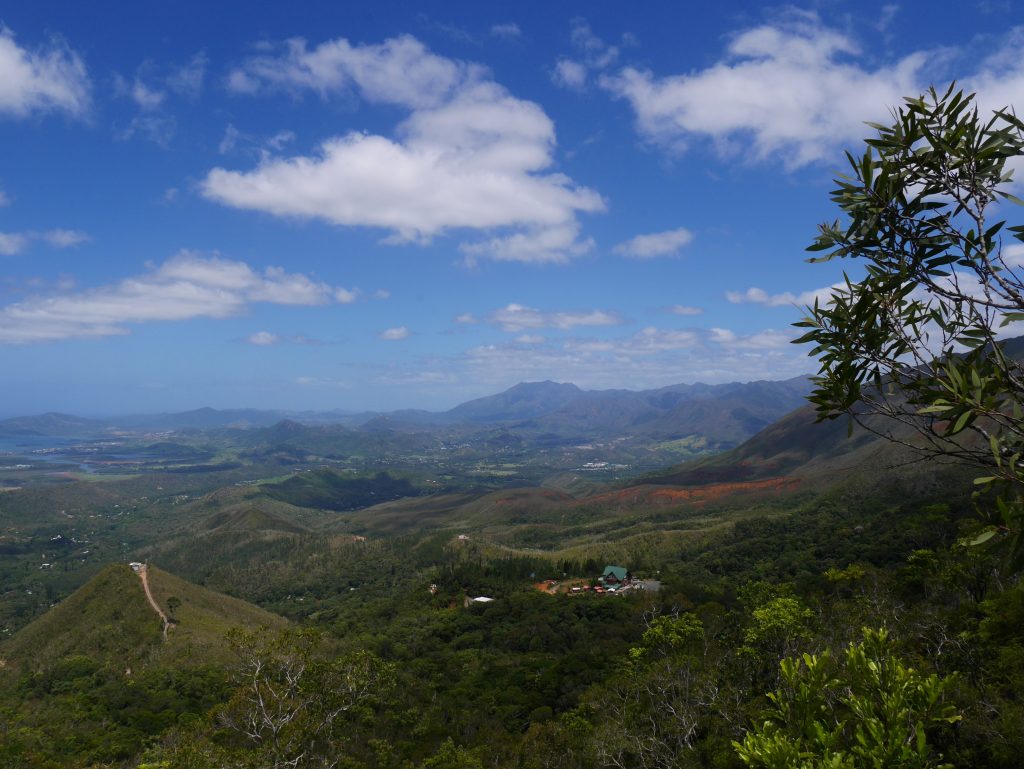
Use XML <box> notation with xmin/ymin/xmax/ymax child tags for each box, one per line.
<box><xmin>600</xmin><ymin>565</ymin><xmax>631</xmax><ymax>585</ymax></box>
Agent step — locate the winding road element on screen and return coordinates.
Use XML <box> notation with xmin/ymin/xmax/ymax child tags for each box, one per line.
<box><xmin>135</xmin><ymin>564</ymin><xmax>170</xmax><ymax>639</ymax></box>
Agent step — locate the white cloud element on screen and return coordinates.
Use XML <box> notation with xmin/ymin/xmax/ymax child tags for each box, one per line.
<box><xmin>624</xmin><ymin>326</ymin><xmax>700</xmax><ymax>352</ymax></box>
<box><xmin>375</xmin><ymin>369</ymin><xmax>458</xmax><ymax>386</ymax></box>
<box><xmin>709</xmin><ymin>327</ymin><xmax>736</xmax><ymax>344</ymax></box>
<box><xmin>490</xmin><ymin>23</ymin><xmax>522</xmax><ymax>40</ymax></box>
<box><xmin>0</xmin><ymin>251</ymin><xmax>351</xmax><ymax>344</ymax></box>
<box><xmin>206</xmin><ymin>34</ymin><xmax>603</xmax><ymax>262</ymax></box>
<box><xmin>1003</xmin><ymin>243</ymin><xmax>1024</xmax><ymax>268</ymax></box>
<box><xmin>167</xmin><ymin>52</ymin><xmax>207</xmax><ymax>99</ymax></box>
<box><xmin>601</xmin><ymin>14</ymin><xmax>930</xmax><ymax>166</ymax></box>
<box><xmin>373</xmin><ymin>289</ymin><xmax>390</xmax><ymax>300</ymax></box>
<box><xmin>552</xmin><ymin>59</ymin><xmax>587</xmax><ymax>90</ymax></box>
<box><xmin>225</xmin><ymin>34</ymin><xmax>466</xmax><ymax>104</ymax></box>
<box><xmin>613</xmin><ymin>227</ymin><xmax>693</xmax><ymax>258</ymax></box>
<box><xmin>115</xmin><ymin>53</ymin><xmax>206</xmax><ymax>147</ymax></box>
<box><xmin>130</xmin><ymin>78</ymin><xmax>165</xmax><ymax>110</ymax></box>
<box><xmin>570</xmin><ymin>19</ymin><xmax>619</xmax><ymax>70</ymax></box>
<box><xmin>266</xmin><ymin>129</ymin><xmax>295</xmax><ymax>150</ymax></box>
<box><xmin>488</xmin><ymin>303</ymin><xmax>622</xmax><ymax>332</ymax></box>
<box><xmin>247</xmin><ymin>330</ymin><xmax>280</xmax><ymax>345</ymax></box>
<box><xmin>460</xmin><ymin>222</ymin><xmax>594</xmax><ymax>265</ymax></box>
<box><xmin>0</xmin><ymin>27</ymin><xmax>90</xmax><ymax>118</ymax></box>
<box><xmin>670</xmin><ymin>305</ymin><xmax>703</xmax><ymax>316</ymax></box>
<box><xmin>40</xmin><ymin>229</ymin><xmax>89</xmax><ymax>248</ymax></box>
<box><xmin>0</xmin><ymin>189</ymin><xmax>9</xmax><ymax>206</ymax></box>
<box><xmin>119</xmin><ymin>112</ymin><xmax>176</xmax><ymax>147</ymax></box>
<box><xmin>219</xmin><ymin>123</ymin><xmax>297</xmax><ymax>156</ymax></box>
<box><xmin>455</xmin><ymin>312</ymin><xmax>477</xmax><ymax>324</ymax></box>
<box><xmin>0</xmin><ymin>232</ymin><xmax>28</xmax><ymax>256</ymax></box>
<box><xmin>726</xmin><ymin>283</ymin><xmax>844</xmax><ymax>308</ymax></box>
<box><xmin>380</xmin><ymin>325</ymin><xmax>410</xmax><ymax>340</ymax></box>
<box><xmin>334</xmin><ymin>286</ymin><xmax>360</xmax><ymax>303</ymax></box>
<box><xmin>515</xmin><ymin>334</ymin><xmax>545</xmax><ymax>344</ymax></box>
<box><xmin>218</xmin><ymin>123</ymin><xmax>241</xmax><ymax>154</ymax></box>
<box><xmin>0</xmin><ymin>228</ymin><xmax>89</xmax><ymax>254</ymax></box>
<box><xmin>551</xmin><ymin>19</ymin><xmax>622</xmax><ymax>92</ymax></box>
<box><xmin>460</xmin><ymin>324</ymin><xmax>806</xmax><ymax>390</ymax></box>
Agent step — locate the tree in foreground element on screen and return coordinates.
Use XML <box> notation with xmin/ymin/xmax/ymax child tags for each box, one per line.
<box><xmin>139</xmin><ymin>627</ymin><xmax>395</xmax><ymax>769</ymax></box>
<box><xmin>795</xmin><ymin>84</ymin><xmax>1024</xmax><ymax>561</ymax></box>
<box><xmin>734</xmin><ymin>628</ymin><xmax>959</xmax><ymax>769</ymax></box>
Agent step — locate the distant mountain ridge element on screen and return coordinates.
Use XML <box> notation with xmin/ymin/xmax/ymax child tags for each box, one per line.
<box><xmin>0</xmin><ymin>376</ymin><xmax>812</xmax><ymax>448</ymax></box>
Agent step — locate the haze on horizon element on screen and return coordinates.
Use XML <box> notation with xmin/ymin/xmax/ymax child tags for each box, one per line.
<box><xmin>2</xmin><ymin>1</ymin><xmax>1023</xmax><ymax>415</ymax></box>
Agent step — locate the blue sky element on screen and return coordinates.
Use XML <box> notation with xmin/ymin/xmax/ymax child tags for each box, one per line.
<box><xmin>1</xmin><ymin>1</ymin><xmax>1021</xmax><ymax>415</ymax></box>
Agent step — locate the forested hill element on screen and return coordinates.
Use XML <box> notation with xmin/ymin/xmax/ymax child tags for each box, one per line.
<box><xmin>0</xmin><ymin>376</ymin><xmax>812</xmax><ymax>443</ymax></box>
<box><xmin>1</xmin><ymin>563</ymin><xmax>287</xmax><ymax>671</ymax></box>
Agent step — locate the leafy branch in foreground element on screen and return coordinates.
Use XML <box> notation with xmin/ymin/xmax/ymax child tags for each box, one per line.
<box><xmin>735</xmin><ymin>628</ymin><xmax>959</xmax><ymax>769</ymax></box>
<box><xmin>795</xmin><ymin>84</ymin><xmax>1024</xmax><ymax>561</ymax></box>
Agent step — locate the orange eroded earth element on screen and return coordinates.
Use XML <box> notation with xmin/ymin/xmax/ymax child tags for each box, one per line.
<box><xmin>585</xmin><ymin>477</ymin><xmax>800</xmax><ymax>509</ymax></box>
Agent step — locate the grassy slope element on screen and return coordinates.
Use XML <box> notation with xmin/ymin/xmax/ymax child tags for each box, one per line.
<box><xmin>1</xmin><ymin>564</ymin><xmax>160</xmax><ymax>669</ymax></box>
<box><xmin>1</xmin><ymin>563</ymin><xmax>287</xmax><ymax>671</ymax></box>
<box><xmin>145</xmin><ymin>565</ymin><xmax>288</xmax><ymax>664</ymax></box>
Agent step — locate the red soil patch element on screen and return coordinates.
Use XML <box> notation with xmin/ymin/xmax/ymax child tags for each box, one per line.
<box><xmin>586</xmin><ymin>477</ymin><xmax>800</xmax><ymax>509</ymax></box>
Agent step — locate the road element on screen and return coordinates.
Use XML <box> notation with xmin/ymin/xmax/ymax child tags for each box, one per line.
<box><xmin>136</xmin><ymin>564</ymin><xmax>170</xmax><ymax>640</ymax></box>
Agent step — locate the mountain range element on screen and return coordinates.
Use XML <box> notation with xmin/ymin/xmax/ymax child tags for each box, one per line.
<box><xmin>0</xmin><ymin>376</ymin><xmax>813</xmax><ymax>449</ymax></box>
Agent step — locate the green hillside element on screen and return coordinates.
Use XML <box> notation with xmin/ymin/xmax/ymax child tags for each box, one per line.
<box><xmin>1</xmin><ymin>563</ymin><xmax>160</xmax><ymax>670</ymax></box>
<box><xmin>197</xmin><ymin>504</ymin><xmax>310</xmax><ymax>535</ymax></box>
<box><xmin>1</xmin><ymin>563</ymin><xmax>286</xmax><ymax>671</ymax></box>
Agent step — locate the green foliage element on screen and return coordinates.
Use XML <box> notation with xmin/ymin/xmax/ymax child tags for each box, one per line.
<box><xmin>634</xmin><ymin>613</ymin><xmax>704</xmax><ymax>658</ymax></box>
<box><xmin>419</xmin><ymin>738</ymin><xmax>484</xmax><ymax>769</ymax></box>
<box><xmin>741</xmin><ymin>596</ymin><xmax>815</xmax><ymax>665</ymax></box>
<box><xmin>265</xmin><ymin>468</ymin><xmax>420</xmax><ymax>511</ymax></box>
<box><xmin>141</xmin><ymin>627</ymin><xmax>395</xmax><ymax>769</ymax></box>
<box><xmin>794</xmin><ymin>84</ymin><xmax>1024</xmax><ymax>563</ymax></box>
<box><xmin>735</xmin><ymin>628</ymin><xmax>960</xmax><ymax>769</ymax></box>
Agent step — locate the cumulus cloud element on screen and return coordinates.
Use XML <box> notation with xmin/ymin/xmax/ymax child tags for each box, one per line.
<box><xmin>613</xmin><ymin>227</ymin><xmax>693</xmax><ymax>258</ymax></box>
<box><xmin>247</xmin><ymin>330</ymin><xmax>280</xmax><ymax>345</ymax></box>
<box><xmin>460</xmin><ymin>222</ymin><xmax>594</xmax><ymax>265</ymax></box>
<box><xmin>379</xmin><ymin>325</ymin><xmax>410</xmax><ymax>340</ymax></box>
<box><xmin>601</xmin><ymin>14</ymin><xmax>930</xmax><ymax>166</ymax></box>
<box><xmin>0</xmin><ymin>27</ymin><xmax>90</xmax><ymax>118</ymax></box>
<box><xmin>455</xmin><ymin>312</ymin><xmax>478</xmax><ymax>324</ymax></box>
<box><xmin>334</xmin><ymin>286</ymin><xmax>360</xmax><ymax>303</ymax></box>
<box><xmin>0</xmin><ymin>251</ymin><xmax>351</xmax><ymax>344</ymax></box>
<box><xmin>726</xmin><ymin>283</ymin><xmax>844</xmax><ymax>308</ymax></box>
<box><xmin>461</xmin><ymin>324</ymin><xmax>805</xmax><ymax>390</ymax></box>
<box><xmin>487</xmin><ymin>303</ymin><xmax>622</xmax><ymax>332</ymax></box>
<box><xmin>206</xmin><ymin>34</ymin><xmax>603</xmax><ymax>262</ymax></box>
<box><xmin>552</xmin><ymin>59</ymin><xmax>587</xmax><ymax>90</ymax></box>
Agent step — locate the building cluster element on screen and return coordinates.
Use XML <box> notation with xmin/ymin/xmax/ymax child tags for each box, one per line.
<box><xmin>569</xmin><ymin>565</ymin><xmax>661</xmax><ymax>595</ymax></box>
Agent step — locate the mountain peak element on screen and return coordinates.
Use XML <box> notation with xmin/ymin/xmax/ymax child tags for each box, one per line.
<box><xmin>446</xmin><ymin>380</ymin><xmax>584</xmax><ymax>423</ymax></box>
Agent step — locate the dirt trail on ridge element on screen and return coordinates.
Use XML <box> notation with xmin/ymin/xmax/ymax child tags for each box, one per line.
<box><xmin>136</xmin><ymin>564</ymin><xmax>170</xmax><ymax>640</ymax></box>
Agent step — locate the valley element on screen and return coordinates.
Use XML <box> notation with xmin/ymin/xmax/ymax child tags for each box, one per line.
<box><xmin>0</xmin><ymin>375</ymin><xmax>1009</xmax><ymax>769</ymax></box>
